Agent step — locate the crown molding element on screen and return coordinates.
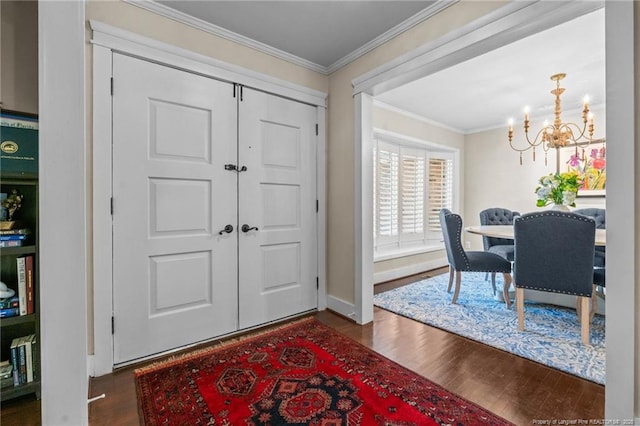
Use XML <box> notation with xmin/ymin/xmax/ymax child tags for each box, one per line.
<box><xmin>122</xmin><ymin>0</ymin><xmax>327</xmax><ymax>74</ymax></box>
<box><xmin>326</xmin><ymin>0</ymin><xmax>458</xmax><ymax>74</ymax></box>
<box><xmin>373</xmin><ymin>100</ymin><xmax>464</xmax><ymax>134</ymax></box>
<box><xmin>123</xmin><ymin>0</ymin><xmax>458</xmax><ymax>76</ymax></box>
<box><xmin>89</xmin><ymin>20</ymin><xmax>327</xmax><ymax>107</ymax></box>
<box><xmin>353</xmin><ymin>0</ymin><xmax>604</xmax><ymax>96</ymax></box>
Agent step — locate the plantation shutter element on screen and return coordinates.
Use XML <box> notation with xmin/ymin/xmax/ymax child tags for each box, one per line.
<box><xmin>373</xmin><ymin>133</ymin><xmax>457</xmax><ymax>256</ymax></box>
<box><xmin>427</xmin><ymin>154</ymin><xmax>454</xmax><ymax>236</ymax></box>
<box><xmin>376</xmin><ymin>142</ymin><xmax>399</xmax><ymax>239</ymax></box>
<box><xmin>400</xmin><ymin>149</ymin><xmax>425</xmax><ymax>241</ymax></box>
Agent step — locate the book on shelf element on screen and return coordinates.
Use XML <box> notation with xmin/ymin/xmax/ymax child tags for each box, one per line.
<box><xmin>29</xmin><ymin>335</ymin><xmax>38</xmax><ymax>382</ymax></box>
<box><xmin>8</xmin><ymin>334</ymin><xmax>36</xmax><ymax>386</ymax></box>
<box><xmin>16</xmin><ymin>257</ymin><xmax>27</xmax><ymax>316</ymax></box>
<box><xmin>0</xmin><ymin>240</ymin><xmax>23</xmax><ymax>248</ymax></box>
<box><xmin>10</xmin><ymin>338</ymin><xmax>19</xmax><ymax>386</ymax></box>
<box><xmin>25</xmin><ymin>255</ymin><xmax>34</xmax><ymax>314</ymax></box>
<box><xmin>0</xmin><ymin>360</ymin><xmax>12</xmax><ymax>379</ymax></box>
<box><xmin>0</xmin><ymin>295</ymin><xmax>19</xmax><ymax>310</ymax></box>
<box><xmin>25</xmin><ymin>335</ymin><xmax>34</xmax><ymax>383</ymax></box>
<box><xmin>0</xmin><ymin>307</ymin><xmax>19</xmax><ymax>318</ymax></box>
<box><xmin>0</xmin><ymin>228</ymin><xmax>30</xmax><ymax>236</ymax></box>
<box><xmin>0</xmin><ymin>360</ymin><xmax>13</xmax><ymax>389</ymax></box>
<box><xmin>0</xmin><ymin>234</ymin><xmax>29</xmax><ymax>241</ymax></box>
<box><xmin>18</xmin><ymin>337</ymin><xmax>27</xmax><ymax>384</ymax></box>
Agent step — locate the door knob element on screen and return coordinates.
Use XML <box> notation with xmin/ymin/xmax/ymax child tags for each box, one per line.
<box><xmin>241</xmin><ymin>224</ymin><xmax>259</xmax><ymax>233</ymax></box>
<box><xmin>218</xmin><ymin>224</ymin><xmax>234</xmax><ymax>235</ymax></box>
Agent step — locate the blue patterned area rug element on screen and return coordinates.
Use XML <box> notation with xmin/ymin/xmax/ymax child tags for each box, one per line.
<box><xmin>373</xmin><ymin>272</ymin><xmax>605</xmax><ymax>384</ymax></box>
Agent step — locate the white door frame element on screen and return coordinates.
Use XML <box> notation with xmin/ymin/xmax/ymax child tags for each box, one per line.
<box><xmin>91</xmin><ymin>21</ymin><xmax>327</xmax><ymax>376</ymax></box>
<box><xmin>39</xmin><ymin>1</ymin><xmax>88</xmax><ymax>424</ymax></box>
<box><xmin>353</xmin><ymin>0</ymin><xmax>636</xmax><ymax>420</ymax></box>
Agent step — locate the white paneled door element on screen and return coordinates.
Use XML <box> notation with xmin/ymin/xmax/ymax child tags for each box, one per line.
<box><xmin>111</xmin><ymin>55</ymin><xmax>318</xmax><ymax>364</ymax></box>
<box><xmin>238</xmin><ymin>88</ymin><xmax>318</xmax><ymax>328</ymax></box>
<box><xmin>112</xmin><ymin>54</ymin><xmax>238</xmax><ymax>363</ymax></box>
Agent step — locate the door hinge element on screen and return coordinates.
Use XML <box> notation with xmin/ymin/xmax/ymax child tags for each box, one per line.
<box><xmin>110</xmin><ymin>197</ymin><xmax>114</xmax><ymax>215</ymax></box>
<box><xmin>110</xmin><ymin>77</ymin><xmax>114</xmax><ymax>96</ymax></box>
<box><xmin>315</xmin><ymin>124</ymin><xmax>319</xmax><ymax>136</ymax></box>
<box><xmin>316</xmin><ymin>277</ymin><xmax>319</xmax><ymax>289</ymax></box>
<box><xmin>316</xmin><ymin>199</ymin><xmax>319</xmax><ymax>213</ymax></box>
<box><xmin>111</xmin><ymin>316</ymin><xmax>115</xmax><ymax>334</ymax></box>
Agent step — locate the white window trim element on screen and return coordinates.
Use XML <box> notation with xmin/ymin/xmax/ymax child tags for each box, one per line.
<box><xmin>372</xmin><ymin>129</ymin><xmax>458</xmax><ymax>262</ymax></box>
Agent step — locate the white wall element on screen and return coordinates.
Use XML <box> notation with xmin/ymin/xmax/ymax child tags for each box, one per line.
<box><xmin>327</xmin><ymin>1</ymin><xmax>504</xmax><ymax>302</ymax></box>
<box><xmin>1</xmin><ymin>1</ymin><xmax>38</xmax><ymax>114</ymax></box>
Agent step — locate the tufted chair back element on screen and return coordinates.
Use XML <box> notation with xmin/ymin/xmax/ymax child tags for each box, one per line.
<box><xmin>574</xmin><ymin>208</ymin><xmax>606</xmax><ymax>264</ymax></box>
<box><xmin>573</xmin><ymin>208</ymin><xmax>605</xmax><ymax>229</ymax></box>
<box><xmin>514</xmin><ymin>211</ymin><xmax>596</xmax><ymax>297</ymax></box>
<box><xmin>479</xmin><ymin>208</ymin><xmax>520</xmax><ymax>250</ymax></box>
<box><xmin>439</xmin><ymin>209</ymin><xmax>468</xmax><ymax>271</ymax></box>
<box><xmin>513</xmin><ymin>211</ymin><xmax>596</xmax><ymax>344</ymax></box>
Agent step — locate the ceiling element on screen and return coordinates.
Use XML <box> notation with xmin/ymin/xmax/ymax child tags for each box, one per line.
<box><xmin>156</xmin><ymin>1</ymin><xmax>435</xmax><ymax>69</ymax></box>
<box><xmin>377</xmin><ymin>8</ymin><xmax>606</xmax><ymax>133</ymax></box>
<box><xmin>149</xmin><ymin>1</ymin><xmax>605</xmax><ymax>134</ymax></box>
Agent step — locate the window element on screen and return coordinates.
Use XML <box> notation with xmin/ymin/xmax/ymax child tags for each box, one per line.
<box><xmin>373</xmin><ymin>133</ymin><xmax>456</xmax><ymax>258</ymax></box>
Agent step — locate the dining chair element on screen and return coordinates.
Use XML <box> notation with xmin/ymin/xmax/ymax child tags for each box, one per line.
<box><xmin>591</xmin><ymin>267</ymin><xmax>606</xmax><ymax>319</ymax></box>
<box><xmin>439</xmin><ymin>209</ymin><xmax>512</xmax><ymax>306</ymax></box>
<box><xmin>574</xmin><ymin>208</ymin><xmax>606</xmax><ymax>267</ymax></box>
<box><xmin>513</xmin><ymin>211</ymin><xmax>596</xmax><ymax>344</ymax></box>
<box><xmin>479</xmin><ymin>207</ymin><xmax>520</xmax><ymax>294</ymax></box>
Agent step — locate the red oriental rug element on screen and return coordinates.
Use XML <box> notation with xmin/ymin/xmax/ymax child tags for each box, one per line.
<box><xmin>135</xmin><ymin>317</ymin><xmax>513</xmax><ymax>425</ymax></box>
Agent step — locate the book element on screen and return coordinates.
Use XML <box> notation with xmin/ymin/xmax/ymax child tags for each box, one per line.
<box><xmin>10</xmin><ymin>338</ymin><xmax>20</xmax><ymax>386</ymax></box>
<box><xmin>0</xmin><ymin>359</ymin><xmax>13</xmax><ymax>379</ymax></box>
<box><xmin>25</xmin><ymin>334</ymin><xmax>34</xmax><ymax>383</ymax></box>
<box><xmin>30</xmin><ymin>335</ymin><xmax>38</xmax><ymax>382</ymax></box>
<box><xmin>0</xmin><ymin>234</ymin><xmax>29</xmax><ymax>241</ymax></box>
<box><xmin>0</xmin><ymin>240</ymin><xmax>23</xmax><ymax>248</ymax></box>
<box><xmin>16</xmin><ymin>257</ymin><xmax>27</xmax><ymax>316</ymax></box>
<box><xmin>0</xmin><ymin>361</ymin><xmax>12</xmax><ymax>380</ymax></box>
<box><xmin>25</xmin><ymin>256</ymin><xmax>34</xmax><ymax>314</ymax></box>
<box><xmin>17</xmin><ymin>336</ymin><xmax>27</xmax><ymax>384</ymax></box>
<box><xmin>0</xmin><ymin>295</ymin><xmax>19</xmax><ymax>309</ymax></box>
<box><xmin>0</xmin><ymin>307</ymin><xmax>19</xmax><ymax>318</ymax></box>
<box><xmin>0</xmin><ymin>228</ymin><xmax>30</xmax><ymax>236</ymax></box>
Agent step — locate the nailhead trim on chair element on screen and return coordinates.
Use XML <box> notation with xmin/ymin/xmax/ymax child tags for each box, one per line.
<box><xmin>514</xmin><ymin>284</ymin><xmax>593</xmax><ymax>297</ymax></box>
<box><xmin>450</xmin><ymin>214</ymin><xmax>510</xmax><ymax>273</ymax></box>
<box><xmin>514</xmin><ymin>211</ymin><xmax>596</xmax><ymax>297</ymax></box>
<box><xmin>516</xmin><ymin>211</ymin><xmax>596</xmax><ymax>224</ymax></box>
<box><xmin>450</xmin><ymin>215</ymin><xmax>471</xmax><ymax>270</ymax></box>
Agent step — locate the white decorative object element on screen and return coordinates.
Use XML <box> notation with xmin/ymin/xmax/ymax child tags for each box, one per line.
<box><xmin>0</xmin><ymin>281</ymin><xmax>15</xmax><ymax>299</ymax></box>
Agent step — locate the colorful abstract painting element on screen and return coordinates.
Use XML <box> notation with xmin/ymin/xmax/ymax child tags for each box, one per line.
<box><xmin>558</xmin><ymin>140</ymin><xmax>606</xmax><ymax>197</ymax></box>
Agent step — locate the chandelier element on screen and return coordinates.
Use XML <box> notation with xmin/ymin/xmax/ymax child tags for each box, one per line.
<box><xmin>508</xmin><ymin>73</ymin><xmax>595</xmax><ymax>165</ymax></box>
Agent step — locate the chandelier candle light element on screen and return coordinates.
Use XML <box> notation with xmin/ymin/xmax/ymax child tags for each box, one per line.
<box><xmin>508</xmin><ymin>73</ymin><xmax>595</xmax><ymax>166</ymax></box>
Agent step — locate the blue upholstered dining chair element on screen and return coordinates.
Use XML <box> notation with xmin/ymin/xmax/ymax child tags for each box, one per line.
<box><xmin>513</xmin><ymin>211</ymin><xmax>596</xmax><ymax>344</ymax></box>
<box><xmin>592</xmin><ymin>267</ymin><xmax>606</xmax><ymax>319</ymax></box>
<box><xmin>574</xmin><ymin>208</ymin><xmax>606</xmax><ymax>267</ymax></box>
<box><xmin>439</xmin><ymin>209</ymin><xmax>512</xmax><ymax>306</ymax></box>
<box><xmin>479</xmin><ymin>208</ymin><xmax>520</xmax><ymax>294</ymax></box>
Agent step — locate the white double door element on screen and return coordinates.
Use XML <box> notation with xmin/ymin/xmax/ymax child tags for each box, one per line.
<box><xmin>111</xmin><ymin>54</ymin><xmax>317</xmax><ymax>364</ymax></box>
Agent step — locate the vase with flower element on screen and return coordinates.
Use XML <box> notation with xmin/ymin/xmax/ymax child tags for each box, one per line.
<box><xmin>535</xmin><ymin>172</ymin><xmax>582</xmax><ymax>211</ymax></box>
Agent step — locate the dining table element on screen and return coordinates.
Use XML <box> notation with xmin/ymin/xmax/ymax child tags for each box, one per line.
<box><xmin>465</xmin><ymin>225</ymin><xmax>606</xmax><ymax>246</ymax></box>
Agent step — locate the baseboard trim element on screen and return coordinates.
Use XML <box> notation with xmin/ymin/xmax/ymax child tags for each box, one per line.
<box><xmin>87</xmin><ymin>354</ymin><xmax>94</xmax><ymax>378</ymax></box>
<box><xmin>374</xmin><ymin>258</ymin><xmax>448</xmax><ymax>284</ymax></box>
<box><xmin>326</xmin><ymin>295</ymin><xmax>356</xmax><ymax>320</ymax></box>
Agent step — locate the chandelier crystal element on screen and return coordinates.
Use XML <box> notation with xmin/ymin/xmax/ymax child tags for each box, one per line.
<box><xmin>508</xmin><ymin>73</ymin><xmax>595</xmax><ymax>165</ymax></box>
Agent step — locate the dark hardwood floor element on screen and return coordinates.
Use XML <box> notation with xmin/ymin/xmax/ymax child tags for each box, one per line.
<box><xmin>1</xmin><ymin>270</ymin><xmax>604</xmax><ymax>426</ymax></box>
